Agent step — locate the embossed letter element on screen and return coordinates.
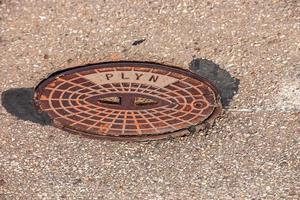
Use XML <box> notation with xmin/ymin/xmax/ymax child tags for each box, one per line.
<box><xmin>105</xmin><ymin>73</ymin><xmax>113</xmax><ymax>80</ymax></box>
<box><xmin>135</xmin><ymin>73</ymin><xmax>143</xmax><ymax>80</ymax></box>
<box><xmin>149</xmin><ymin>75</ymin><xmax>159</xmax><ymax>82</ymax></box>
<box><xmin>121</xmin><ymin>72</ymin><xmax>129</xmax><ymax>80</ymax></box>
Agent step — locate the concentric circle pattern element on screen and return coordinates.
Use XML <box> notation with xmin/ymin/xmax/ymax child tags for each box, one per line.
<box><xmin>34</xmin><ymin>62</ymin><xmax>221</xmax><ymax>141</ymax></box>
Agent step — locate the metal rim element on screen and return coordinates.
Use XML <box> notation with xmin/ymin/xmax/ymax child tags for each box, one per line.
<box><xmin>34</xmin><ymin>61</ymin><xmax>222</xmax><ymax>141</ymax></box>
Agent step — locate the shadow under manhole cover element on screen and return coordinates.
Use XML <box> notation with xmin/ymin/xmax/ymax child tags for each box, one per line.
<box><xmin>34</xmin><ymin>61</ymin><xmax>222</xmax><ymax>141</ymax></box>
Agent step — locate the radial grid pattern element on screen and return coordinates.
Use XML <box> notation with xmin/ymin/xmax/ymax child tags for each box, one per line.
<box><xmin>35</xmin><ymin>63</ymin><xmax>221</xmax><ymax>139</ymax></box>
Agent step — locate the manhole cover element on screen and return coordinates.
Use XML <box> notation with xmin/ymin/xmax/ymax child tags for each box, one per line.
<box><xmin>34</xmin><ymin>62</ymin><xmax>222</xmax><ymax>141</ymax></box>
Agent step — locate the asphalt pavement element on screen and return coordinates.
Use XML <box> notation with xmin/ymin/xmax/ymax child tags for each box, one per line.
<box><xmin>0</xmin><ymin>0</ymin><xmax>299</xmax><ymax>199</ymax></box>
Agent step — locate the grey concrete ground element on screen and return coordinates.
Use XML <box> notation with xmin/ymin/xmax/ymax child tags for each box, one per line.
<box><xmin>0</xmin><ymin>0</ymin><xmax>299</xmax><ymax>199</ymax></box>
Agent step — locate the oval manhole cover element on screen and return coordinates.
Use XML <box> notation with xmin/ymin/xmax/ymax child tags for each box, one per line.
<box><xmin>34</xmin><ymin>62</ymin><xmax>222</xmax><ymax>141</ymax></box>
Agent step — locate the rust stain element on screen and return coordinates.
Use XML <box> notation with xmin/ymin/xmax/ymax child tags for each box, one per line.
<box><xmin>109</xmin><ymin>53</ymin><xmax>123</xmax><ymax>61</ymax></box>
<box><xmin>99</xmin><ymin>123</ymin><xmax>109</xmax><ymax>134</ymax></box>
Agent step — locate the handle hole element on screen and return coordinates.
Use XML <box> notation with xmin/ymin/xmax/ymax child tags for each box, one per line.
<box><xmin>134</xmin><ymin>97</ymin><xmax>157</xmax><ymax>106</ymax></box>
<box><xmin>98</xmin><ymin>97</ymin><xmax>121</xmax><ymax>105</ymax></box>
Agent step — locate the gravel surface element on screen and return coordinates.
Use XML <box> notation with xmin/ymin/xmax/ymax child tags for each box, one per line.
<box><xmin>0</xmin><ymin>0</ymin><xmax>299</xmax><ymax>199</ymax></box>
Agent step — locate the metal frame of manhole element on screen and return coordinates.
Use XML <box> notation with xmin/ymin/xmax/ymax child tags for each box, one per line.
<box><xmin>34</xmin><ymin>61</ymin><xmax>222</xmax><ymax>141</ymax></box>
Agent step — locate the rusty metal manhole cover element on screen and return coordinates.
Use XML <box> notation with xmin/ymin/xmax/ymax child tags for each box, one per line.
<box><xmin>34</xmin><ymin>61</ymin><xmax>222</xmax><ymax>141</ymax></box>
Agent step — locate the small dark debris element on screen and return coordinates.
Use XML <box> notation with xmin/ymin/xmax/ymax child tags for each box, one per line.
<box><xmin>188</xmin><ymin>125</ymin><xmax>197</xmax><ymax>134</ymax></box>
<box><xmin>279</xmin><ymin>161</ymin><xmax>289</xmax><ymax>168</ymax></box>
<box><xmin>73</xmin><ymin>178</ymin><xmax>82</xmax><ymax>185</ymax></box>
<box><xmin>43</xmin><ymin>54</ymin><xmax>49</xmax><ymax>59</ymax></box>
<box><xmin>0</xmin><ymin>179</ymin><xmax>6</xmax><ymax>186</ymax></box>
<box><xmin>48</xmin><ymin>134</ymin><xmax>55</xmax><ymax>139</ymax></box>
<box><xmin>132</xmin><ymin>39</ymin><xmax>146</xmax><ymax>46</ymax></box>
<box><xmin>67</xmin><ymin>58</ymin><xmax>73</xmax><ymax>63</ymax></box>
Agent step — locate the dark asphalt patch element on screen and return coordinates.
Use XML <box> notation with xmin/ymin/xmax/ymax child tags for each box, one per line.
<box><xmin>189</xmin><ymin>58</ymin><xmax>239</xmax><ymax>107</ymax></box>
<box><xmin>1</xmin><ymin>88</ymin><xmax>52</xmax><ymax>125</ymax></box>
